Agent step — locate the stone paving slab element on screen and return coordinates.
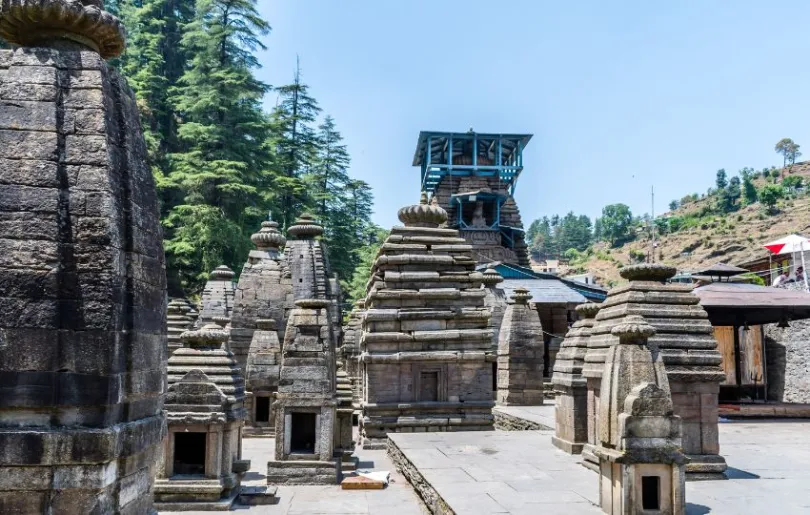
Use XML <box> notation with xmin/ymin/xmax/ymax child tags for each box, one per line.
<box><xmin>390</xmin><ymin>418</ymin><xmax>810</xmax><ymax>514</ymax></box>
<box><xmin>159</xmin><ymin>437</ymin><xmax>426</xmax><ymax>515</ymax></box>
<box><xmin>493</xmin><ymin>404</ymin><xmax>555</xmax><ymax>429</ymax></box>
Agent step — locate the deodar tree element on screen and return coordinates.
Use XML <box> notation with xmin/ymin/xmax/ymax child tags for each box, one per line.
<box><xmin>164</xmin><ymin>0</ymin><xmax>273</xmax><ymax>291</ymax></box>
<box><xmin>775</xmin><ymin>138</ymin><xmax>802</xmax><ymax>176</ymax></box>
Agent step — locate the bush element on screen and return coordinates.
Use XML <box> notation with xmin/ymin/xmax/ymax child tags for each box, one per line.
<box><xmin>629</xmin><ymin>248</ymin><xmax>646</xmax><ymax>263</ymax></box>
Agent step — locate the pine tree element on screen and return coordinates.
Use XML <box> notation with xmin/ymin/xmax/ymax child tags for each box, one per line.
<box><xmin>164</xmin><ymin>0</ymin><xmax>273</xmax><ymax>291</ymax></box>
<box><xmin>269</xmin><ymin>59</ymin><xmax>322</xmax><ymax>229</ymax></box>
<box><xmin>119</xmin><ymin>0</ymin><xmax>193</xmax><ymax>187</ymax></box>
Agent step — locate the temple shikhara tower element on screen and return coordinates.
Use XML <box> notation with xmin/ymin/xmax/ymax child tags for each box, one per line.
<box><xmin>359</xmin><ymin>192</ymin><xmax>495</xmax><ymax>447</ymax></box>
<box><xmin>413</xmin><ymin>130</ymin><xmax>532</xmax><ymax>266</ymax></box>
<box><xmin>0</xmin><ymin>1</ymin><xmax>166</xmax><ymax>512</ymax></box>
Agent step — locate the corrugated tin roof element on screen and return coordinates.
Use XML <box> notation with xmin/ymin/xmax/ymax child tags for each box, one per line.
<box><xmin>500</xmin><ymin>279</ymin><xmax>588</xmax><ymax>305</ymax></box>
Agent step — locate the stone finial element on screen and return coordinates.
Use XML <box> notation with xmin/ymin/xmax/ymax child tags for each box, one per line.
<box><xmin>510</xmin><ymin>286</ymin><xmax>531</xmax><ymax>304</ymax></box>
<box><xmin>295</xmin><ymin>298</ymin><xmax>330</xmax><ymax>309</ymax></box>
<box><xmin>287</xmin><ymin>213</ymin><xmax>324</xmax><ymax>239</ymax></box>
<box><xmin>610</xmin><ymin>315</ymin><xmax>656</xmax><ymax>340</ymax></box>
<box><xmin>251</xmin><ymin>220</ymin><xmax>286</xmax><ymax>250</ymax></box>
<box><xmin>0</xmin><ymin>0</ymin><xmax>126</xmax><ymax>59</ymax></box>
<box><xmin>210</xmin><ymin>264</ymin><xmax>235</xmax><ymax>281</ymax></box>
<box><xmin>619</xmin><ymin>263</ymin><xmax>677</xmax><ymax>282</ymax></box>
<box><xmin>481</xmin><ymin>266</ymin><xmax>504</xmax><ymax>286</ymax></box>
<box><xmin>212</xmin><ymin>315</ymin><xmax>230</xmax><ymax>328</ymax></box>
<box><xmin>255</xmin><ymin>318</ymin><xmax>277</xmax><ymax>331</ymax></box>
<box><xmin>397</xmin><ymin>191</ymin><xmax>448</xmax><ymax>228</ymax></box>
<box><xmin>575</xmin><ymin>302</ymin><xmax>600</xmax><ymax>319</ymax></box>
<box><xmin>180</xmin><ymin>322</ymin><xmax>229</xmax><ymax>348</ymax></box>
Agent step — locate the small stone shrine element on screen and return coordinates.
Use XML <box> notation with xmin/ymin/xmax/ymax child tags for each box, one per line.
<box><xmin>482</xmin><ymin>266</ymin><xmax>507</xmax><ymax>351</ymax></box>
<box><xmin>168</xmin><ymin>298</ymin><xmax>195</xmax><ymax>352</ymax></box>
<box><xmin>583</xmin><ymin>264</ymin><xmax>725</xmax><ymax>479</ymax></box>
<box><xmin>342</xmin><ymin>299</ymin><xmax>365</xmax><ymax>412</ymax></box>
<box><xmin>497</xmin><ymin>287</ymin><xmax>545</xmax><ymax>406</ymax></box>
<box><xmin>229</xmin><ymin>220</ymin><xmax>291</xmax><ymax>368</ymax></box>
<box><xmin>359</xmin><ymin>192</ymin><xmax>495</xmax><ymax>448</ymax></box>
<box><xmin>244</xmin><ymin>318</ymin><xmax>283</xmax><ymax>435</ymax></box>
<box><xmin>552</xmin><ymin>302</ymin><xmax>600</xmax><ymax>454</ymax></box>
<box><xmin>0</xmin><ymin>1</ymin><xmax>167</xmax><ymax>512</ymax></box>
<box><xmin>198</xmin><ymin>264</ymin><xmax>237</xmax><ymax>326</ymax></box>
<box><xmin>594</xmin><ymin>316</ymin><xmax>687</xmax><ymax>515</ymax></box>
<box><xmin>267</xmin><ymin>299</ymin><xmax>338</xmax><ymax>485</ymax></box>
<box><xmin>335</xmin><ymin>359</ymin><xmax>356</xmax><ymax>468</ymax></box>
<box><xmin>154</xmin><ymin>323</ymin><xmax>250</xmax><ymax>510</ymax></box>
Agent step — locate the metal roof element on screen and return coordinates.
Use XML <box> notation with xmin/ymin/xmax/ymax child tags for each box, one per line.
<box><xmin>500</xmin><ymin>279</ymin><xmax>588</xmax><ymax>305</ymax></box>
<box><xmin>412</xmin><ymin>131</ymin><xmax>533</xmax><ymax>167</ymax></box>
<box><xmin>694</xmin><ymin>282</ymin><xmax>810</xmax><ymax>325</ymax></box>
<box><xmin>477</xmin><ymin>262</ymin><xmax>607</xmax><ymax>302</ymax></box>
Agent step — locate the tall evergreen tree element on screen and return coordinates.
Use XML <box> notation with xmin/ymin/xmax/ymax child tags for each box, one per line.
<box><xmin>269</xmin><ymin>59</ymin><xmax>322</xmax><ymax>229</ymax></box>
<box><xmin>119</xmin><ymin>0</ymin><xmax>193</xmax><ymax>186</ymax></box>
<box><xmin>163</xmin><ymin>0</ymin><xmax>272</xmax><ymax>291</ymax></box>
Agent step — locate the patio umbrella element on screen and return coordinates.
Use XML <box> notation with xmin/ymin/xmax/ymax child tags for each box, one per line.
<box><xmin>762</xmin><ymin>234</ymin><xmax>809</xmax><ymax>290</ymax></box>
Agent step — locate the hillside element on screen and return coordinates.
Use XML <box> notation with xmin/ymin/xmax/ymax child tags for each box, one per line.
<box><xmin>558</xmin><ymin>162</ymin><xmax>810</xmax><ymax>287</ymax></box>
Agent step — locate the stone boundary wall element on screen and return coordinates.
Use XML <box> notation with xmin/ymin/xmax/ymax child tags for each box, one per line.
<box><xmin>387</xmin><ymin>439</ymin><xmax>454</xmax><ymax>515</ymax></box>
<box><xmin>493</xmin><ymin>411</ymin><xmax>552</xmax><ymax>431</ymax></box>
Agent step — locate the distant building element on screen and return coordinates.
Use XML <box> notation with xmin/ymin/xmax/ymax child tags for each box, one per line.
<box><xmin>565</xmin><ymin>272</ymin><xmax>597</xmax><ymax>286</ymax></box>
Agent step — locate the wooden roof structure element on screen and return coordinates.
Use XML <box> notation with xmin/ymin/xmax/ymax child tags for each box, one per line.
<box><xmin>694</xmin><ymin>282</ymin><xmax>810</xmax><ymax>326</ymax></box>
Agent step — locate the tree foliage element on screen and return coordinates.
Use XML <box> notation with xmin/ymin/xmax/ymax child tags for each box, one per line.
<box><xmin>759</xmin><ymin>184</ymin><xmax>785</xmax><ymax>213</ymax></box>
<box><xmin>526</xmin><ymin>213</ymin><xmax>592</xmax><ymax>259</ymax></box>
<box><xmin>111</xmin><ymin>0</ymin><xmax>376</xmax><ymax>296</ymax></box>
<box><xmin>775</xmin><ymin>138</ymin><xmax>801</xmax><ymax>173</ymax></box>
<box><xmin>599</xmin><ymin>203</ymin><xmax>633</xmax><ymax>247</ymax></box>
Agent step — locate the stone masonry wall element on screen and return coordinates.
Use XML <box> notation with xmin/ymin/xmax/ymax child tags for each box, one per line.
<box><xmin>766</xmin><ymin>319</ymin><xmax>810</xmax><ymax>403</ymax></box>
<box><xmin>0</xmin><ymin>45</ymin><xmax>166</xmax><ymax>514</ymax></box>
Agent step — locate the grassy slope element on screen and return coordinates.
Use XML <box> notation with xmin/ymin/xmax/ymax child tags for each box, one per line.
<box><xmin>557</xmin><ymin>162</ymin><xmax>810</xmax><ymax>287</ymax></box>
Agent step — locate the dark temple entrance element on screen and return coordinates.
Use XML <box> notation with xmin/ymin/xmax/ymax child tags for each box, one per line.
<box><xmin>255</xmin><ymin>396</ymin><xmax>271</xmax><ymax>423</ymax></box>
<box><xmin>420</xmin><ymin>371</ymin><xmax>439</xmax><ymax>401</ymax></box>
<box><xmin>290</xmin><ymin>412</ymin><xmax>317</xmax><ymax>453</ymax></box>
<box><xmin>174</xmin><ymin>432</ymin><xmax>206</xmax><ymax>475</ymax></box>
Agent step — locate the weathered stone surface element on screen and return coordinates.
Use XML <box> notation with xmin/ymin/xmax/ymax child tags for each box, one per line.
<box><xmin>582</xmin><ymin>263</ymin><xmax>725</xmax><ymax>479</ymax></box>
<box><xmin>197</xmin><ymin>265</ymin><xmax>236</xmax><ymax>327</ymax></box>
<box><xmin>432</xmin><ymin>176</ymin><xmax>531</xmax><ymax>266</ymax></box>
<box><xmin>359</xmin><ymin>193</ymin><xmax>495</xmax><ymax>447</ymax></box>
<box><xmin>765</xmin><ymin>294</ymin><xmax>810</xmax><ymax>403</ymax></box>
<box><xmin>593</xmin><ymin>316</ymin><xmax>687</xmax><ymax>515</ymax></box>
<box><xmin>269</xmin><ymin>299</ymin><xmax>338</xmax><ymax>485</ymax></box>
<box><xmin>497</xmin><ymin>287</ymin><xmax>545</xmax><ymax>406</ymax></box>
<box><xmin>0</xmin><ymin>38</ymin><xmax>166</xmax><ymax>512</ymax></box>
<box><xmin>552</xmin><ymin>303</ymin><xmax>599</xmax><ymax>454</ymax></box>
<box><xmin>155</xmin><ymin>323</ymin><xmax>248</xmax><ymax>509</ymax></box>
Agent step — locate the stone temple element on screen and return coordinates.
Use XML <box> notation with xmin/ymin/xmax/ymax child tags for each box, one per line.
<box><xmin>198</xmin><ymin>265</ymin><xmax>236</xmax><ymax>326</ymax></box>
<box><xmin>0</xmin><ymin>1</ymin><xmax>166</xmax><ymax>512</ymax></box>
<box><xmin>359</xmin><ymin>192</ymin><xmax>495</xmax><ymax>447</ymax></box>
<box><xmin>412</xmin><ymin>131</ymin><xmax>532</xmax><ymax>266</ymax></box>
<box><xmin>496</xmin><ymin>287</ymin><xmax>545</xmax><ymax>406</ymax></box>
<box><xmin>583</xmin><ymin>264</ymin><xmax>726</xmax><ymax>480</ymax></box>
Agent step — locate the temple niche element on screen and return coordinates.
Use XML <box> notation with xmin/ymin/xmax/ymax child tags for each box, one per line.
<box><xmin>154</xmin><ymin>323</ymin><xmax>250</xmax><ymax>510</ymax></box>
<box><xmin>583</xmin><ymin>264</ymin><xmax>726</xmax><ymax>480</ymax></box>
<box><xmin>0</xmin><ymin>1</ymin><xmax>167</xmax><ymax>512</ymax></box>
<box><xmin>359</xmin><ymin>192</ymin><xmax>495</xmax><ymax>448</ymax></box>
<box><xmin>267</xmin><ymin>299</ymin><xmax>339</xmax><ymax>485</ymax></box>
<box><xmin>594</xmin><ymin>316</ymin><xmax>686</xmax><ymax>515</ymax></box>
<box><xmin>412</xmin><ymin>131</ymin><xmax>532</xmax><ymax>267</ymax></box>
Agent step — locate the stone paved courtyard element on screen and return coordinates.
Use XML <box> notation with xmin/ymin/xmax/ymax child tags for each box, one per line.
<box><xmin>391</xmin><ymin>406</ymin><xmax>810</xmax><ymax>514</ymax></box>
<box><xmin>161</xmin><ymin>407</ymin><xmax>810</xmax><ymax>514</ymax></box>
<box><xmin>159</xmin><ymin>437</ymin><xmax>427</xmax><ymax>515</ymax></box>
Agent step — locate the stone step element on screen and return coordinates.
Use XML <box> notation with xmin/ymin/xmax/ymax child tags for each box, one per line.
<box><xmin>237</xmin><ymin>485</ymin><xmax>279</xmax><ymax>506</ymax></box>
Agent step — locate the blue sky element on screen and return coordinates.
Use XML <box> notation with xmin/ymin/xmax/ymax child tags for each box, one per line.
<box><xmin>255</xmin><ymin>1</ymin><xmax>810</xmax><ymax>229</ymax></box>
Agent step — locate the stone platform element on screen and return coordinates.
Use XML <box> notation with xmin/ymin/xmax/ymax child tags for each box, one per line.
<box><xmin>493</xmin><ymin>405</ymin><xmax>555</xmax><ymax>431</ymax></box>
<box><xmin>389</xmin><ymin>419</ymin><xmax>810</xmax><ymax>514</ymax></box>
<box><xmin>158</xmin><ymin>438</ymin><xmax>425</xmax><ymax>514</ymax></box>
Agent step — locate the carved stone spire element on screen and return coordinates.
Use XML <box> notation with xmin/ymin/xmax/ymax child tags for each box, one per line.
<box><xmin>0</xmin><ymin>0</ymin><xmax>126</xmax><ymax>59</ymax></box>
<box><xmin>251</xmin><ymin>219</ymin><xmax>286</xmax><ymax>251</ymax></box>
<box><xmin>397</xmin><ymin>191</ymin><xmax>448</xmax><ymax>228</ymax></box>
